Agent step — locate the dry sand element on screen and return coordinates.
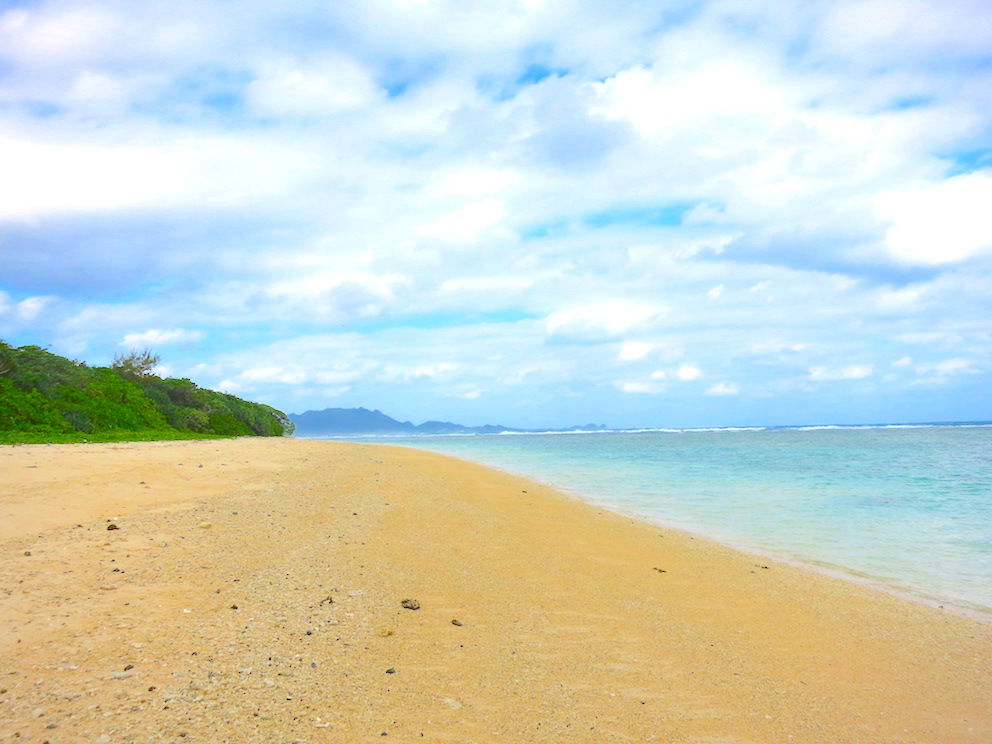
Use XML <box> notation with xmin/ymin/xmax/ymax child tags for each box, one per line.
<box><xmin>1</xmin><ymin>437</ymin><xmax>989</xmax><ymax>744</ymax></box>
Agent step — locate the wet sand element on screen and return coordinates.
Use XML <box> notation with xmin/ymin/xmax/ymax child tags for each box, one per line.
<box><xmin>1</xmin><ymin>437</ymin><xmax>990</xmax><ymax>743</ymax></box>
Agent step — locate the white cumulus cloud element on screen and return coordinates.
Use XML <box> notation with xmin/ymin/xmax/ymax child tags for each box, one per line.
<box><xmin>809</xmin><ymin>365</ymin><xmax>874</xmax><ymax>381</ymax></box>
<box><xmin>547</xmin><ymin>302</ymin><xmax>667</xmax><ymax>344</ymax></box>
<box><xmin>706</xmin><ymin>382</ymin><xmax>739</xmax><ymax>396</ymax></box>
<box><xmin>874</xmin><ymin>172</ymin><xmax>992</xmax><ymax>265</ymax></box>
<box><xmin>618</xmin><ymin>342</ymin><xmax>655</xmax><ymax>362</ymax></box>
<box><xmin>917</xmin><ymin>358</ymin><xmax>979</xmax><ymax>376</ymax></box>
<box><xmin>120</xmin><ymin>329</ymin><xmax>206</xmax><ymax>347</ymax></box>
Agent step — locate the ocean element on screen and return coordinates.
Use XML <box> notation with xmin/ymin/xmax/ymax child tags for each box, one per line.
<box><xmin>330</xmin><ymin>423</ymin><xmax>992</xmax><ymax>615</ymax></box>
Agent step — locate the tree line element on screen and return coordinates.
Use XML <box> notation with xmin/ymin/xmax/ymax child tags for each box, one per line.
<box><xmin>0</xmin><ymin>342</ymin><xmax>293</xmax><ymax>443</ymax></box>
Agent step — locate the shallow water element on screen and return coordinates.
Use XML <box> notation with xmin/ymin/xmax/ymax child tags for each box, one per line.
<box><xmin>350</xmin><ymin>424</ymin><xmax>992</xmax><ymax>613</ymax></box>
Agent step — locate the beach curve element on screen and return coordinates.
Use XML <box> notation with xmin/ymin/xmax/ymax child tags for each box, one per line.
<box><xmin>1</xmin><ymin>437</ymin><xmax>989</xmax><ymax>743</ymax></box>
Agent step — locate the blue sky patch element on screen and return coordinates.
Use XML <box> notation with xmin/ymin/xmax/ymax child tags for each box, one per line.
<box><xmin>584</xmin><ymin>204</ymin><xmax>697</xmax><ymax>229</ymax></box>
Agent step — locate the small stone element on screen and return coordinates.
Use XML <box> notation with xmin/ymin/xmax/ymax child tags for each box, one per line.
<box><xmin>442</xmin><ymin>698</ymin><xmax>463</xmax><ymax>710</ymax></box>
<box><xmin>451</xmin><ymin>619</ymin><xmax>463</xmax><ymax>626</ymax></box>
<box><xmin>231</xmin><ymin>604</ymin><xmax>239</xmax><ymax>610</ymax></box>
<box><xmin>385</xmin><ymin>668</ymin><xmax>396</xmax><ymax>674</ymax></box>
<box><xmin>32</xmin><ymin>708</ymin><xmax>45</xmax><ymax>717</ymax></box>
<box><xmin>124</xmin><ymin>664</ymin><xmax>134</xmax><ymax>671</ymax></box>
<box><xmin>400</xmin><ymin>598</ymin><xmax>420</xmax><ymax>610</ymax></box>
<box><xmin>107</xmin><ymin>524</ymin><xmax>120</xmax><ymax>531</ymax></box>
<box><xmin>199</xmin><ymin>522</ymin><xmax>211</xmax><ymax>529</ymax></box>
<box><xmin>23</xmin><ymin>551</ymin><xmax>31</xmax><ymax>556</ymax></box>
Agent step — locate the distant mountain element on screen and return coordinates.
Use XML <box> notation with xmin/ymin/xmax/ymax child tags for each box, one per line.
<box><xmin>289</xmin><ymin>407</ymin><xmax>608</xmax><ymax>437</ymax></box>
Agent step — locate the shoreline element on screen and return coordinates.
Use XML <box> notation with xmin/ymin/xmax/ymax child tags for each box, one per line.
<box><xmin>363</xmin><ymin>432</ymin><xmax>992</xmax><ymax>622</ymax></box>
<box><xmin>2</xmin><ymin>437</ymin><xmax>990</xmax><ymax>743</ymax></box>
<box><xmin>557</xmin><ymin>483</ymin><xmax>992</xmax><ymax>624</ymax></box>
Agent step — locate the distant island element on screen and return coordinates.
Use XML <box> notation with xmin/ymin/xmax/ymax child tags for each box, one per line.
<box><xmin>289</xmin><ymin>407</ymin><xmax>608</xmax><ymax>437</ymax></box>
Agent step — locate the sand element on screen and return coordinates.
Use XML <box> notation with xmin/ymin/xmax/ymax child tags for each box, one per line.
<box><xmin>1</xmin><ymin>437</ymin><xmax>989</xmax><ymax>744</ymax></box>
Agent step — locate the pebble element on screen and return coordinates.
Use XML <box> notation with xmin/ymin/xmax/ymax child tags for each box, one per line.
<box><xmin>199</xmin><ymin>522</ymin><xmax>212</xmax><ymax>529</ymax></box>
<box><xmin>451</xmin><ymin>619</ymin><xmax>463</xmax><ymax>626</ymax></box>
<box><xmin>106</xmin><ymin>524</ymin><xmax>119</xmax><ymax>531</ymax></box>
<box><xmin>401</xmin><ymin>598</ymin><xmax>420</xmax><ymax>610</ymax></box>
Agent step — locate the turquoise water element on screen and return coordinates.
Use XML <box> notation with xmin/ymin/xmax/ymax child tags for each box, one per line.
<box><xmin>349</xmin><ymin>425</ymin><xmax>992</xmax><ymax>613</ymax></box>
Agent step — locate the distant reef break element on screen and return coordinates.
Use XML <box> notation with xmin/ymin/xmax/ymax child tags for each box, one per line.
<box><xmin>289</xmin><ymin>407</ymin><xmax>607</xmax><ymax>437</ymax></box>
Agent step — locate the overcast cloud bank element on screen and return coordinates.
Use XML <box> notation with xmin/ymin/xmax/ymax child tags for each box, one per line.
<box><xmin>1</xmin><ymin>0</ymin><xmax>990</xmax><ymax>427</ymax></box>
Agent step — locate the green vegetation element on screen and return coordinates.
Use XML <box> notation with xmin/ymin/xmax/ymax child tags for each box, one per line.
<box><xmin>0</xmin><ymin>342</ymin><xmax>294</xmax><ymax>444</ymax></box>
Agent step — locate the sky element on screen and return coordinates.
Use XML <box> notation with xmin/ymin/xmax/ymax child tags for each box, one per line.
<box><xmin>1</xmin><ymin>0</ymin><xmax>991</xmax><ymax>429</ymax></box>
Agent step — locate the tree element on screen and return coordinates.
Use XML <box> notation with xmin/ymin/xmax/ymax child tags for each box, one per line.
<box><xmin>112</xmin><ymin>348</ymin><xmax>161</xmax><ymax>378</ymax></box>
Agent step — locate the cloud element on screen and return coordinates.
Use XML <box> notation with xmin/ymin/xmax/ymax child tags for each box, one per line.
<box><xmin>618</xmin><ymin>342</ymin><xmax>655</xmax><ymax>362</ymax></box>
<box><xmin>546</xmin><ymin>302</ymin><xmax>667</xmax><ymax>344</ymax></box>
<box><xmin>382</xmin><ymin>362</ymin><xmax>459</xmax><ymax>382</ymax></box>
<box><xmin>918</xmin><ymin>358</ymin><xmax>980</xmax><ymax>376</ymax></box>
<box><xmin>616</xmin><ymin>370</ymin><xmax>668</xmax><ymax>395</ymax></box>
<box><xmin>254</xmin><ymin>272</ymin><xmax>410</xmax><ymax>324</ymax></box>
<box><xmin>874</xmin><ymin>172</ymin><xmax>992</xmax><ymax>265</ymax></box>
<box><xmin>706</xmin><ymin>382</ymin><xmax>739</xmax><ymax>396</ymax></box>
<box><xmin>2</xmin><ymin>0</ymin><xmax>991</xmax><ymax>427</ymax></box>
<box><xmin>429</xmin><ymin>199</ymin><xmax>508</xmax><ymax>241</ymax></box>
<box><xmin>809</xmin><ymin>365</ymin><xmax>874</xmax><ymax>381</ymax></box>
<box><xmin>246</xmin><ymin>55</ymin><xmax>382</xmax><ymax>117</ymax></box>
<box><xmin>120</xmin><ymin>328</ymin><xmax>206</xmax><ymax>347</ymax></box>
<box><xmin>239</xmin><ymin>366</ymin><xmax>307</xmax><ymax>385</ymax></box>
<box><xmin>0</xmin><ymin>293</ymin><xmax>53</xmax><ymax>322</ymax></box>
<box><xmin>677</xmin><ymin>364</ymin><xmax>702</xmax><ymax>381</ymax></box>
